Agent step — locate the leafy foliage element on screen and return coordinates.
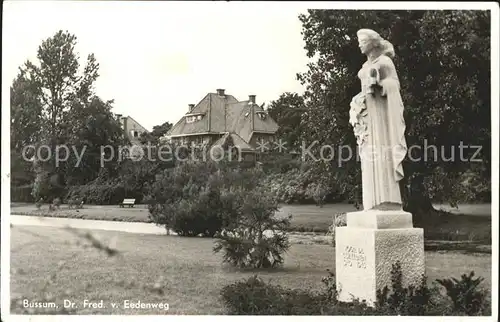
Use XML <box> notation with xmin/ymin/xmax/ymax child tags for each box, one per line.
<box><xmin>220</xmin><ymin>275</ymin><xmax>333</xmax><ymax>315</ymax></box>
<box><xmin>139</xmin><ymin>121</ymin><xmax>173</xmax><ymax>145</ymax></box>
<box><xmin>147</xmin><ymin>161</ymin><xmax>265</xmax><ymax>237</ymax></box>
<box><xmin>267</xmin><ymin>92</ymin><xmax>307</xmax><ymax>150</ymax></box>
<box><xmin>66</xmin><ymin>182</ymin><xmax>128</xmax><ymax>205</ymax></box>
<box><xmin>10</xmin><ymin>30</ymin><xmax>127</xmax><ymax>201</ymax></box>
<box><xmin>375</xmin><ymin>262</ymin><xmax>433</xmax><ymax>315</ymax></box>
<box><xmin>63</xmin><ymin>96</ymin><xmax>126</xmax><ymax>186</ymax></box>
<box><xmin>213</xmin><ymin>186</ymin><xmax>291</xmax><ymax>269</ymax></box>
<box><xmin>221</xmin><ymin>265</ymin><xmax>490</xmax><ymax>315</ymax></box>
<box><xmin>10</xmin><ymin>68</ymin><xmax>44</xmax><ymax>150</ymax></box>
<box><xmin>296</xmin><ymin>10</ymin><xmax>491</xmax><ymax>212</ymax></box>
<box><xmin>262</xmin><ymin>162</ymin><xmax>349</xmax><ymax>205</ymax></box>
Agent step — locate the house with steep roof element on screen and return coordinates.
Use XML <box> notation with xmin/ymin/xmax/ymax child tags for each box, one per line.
<box><xmin>114</xmin><ymin>114</ymin><xmax>149</xmax><ymax>159</ymax></box>
<box><xmin>115</xmin><ymin>115</ymin><xmax>148</xmax><ymax>144</ymax></box>
<box><xmin>165</xmin><ymin>89</ymin><xmax>279</xmax><ymax>160</ymax></box>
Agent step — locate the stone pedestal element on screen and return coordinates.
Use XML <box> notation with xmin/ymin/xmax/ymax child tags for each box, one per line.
<box><xmin>335</xmin><ymin>210</ymin><xmax>425</xmax><ymax>306</ymax></box>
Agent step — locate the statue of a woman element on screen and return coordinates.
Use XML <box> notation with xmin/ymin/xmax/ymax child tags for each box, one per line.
<box><xmin>349</xmin><ymin>29</ymin><xmax>408</xmax><ymax>210</ymax></box>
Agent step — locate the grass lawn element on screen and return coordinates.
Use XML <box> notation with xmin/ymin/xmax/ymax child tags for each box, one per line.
<box><xmin>10</xmin><ymin>225</ymin><xmax>492</xmax><ymax>315</ymax></box>
<box><xmin>12</xmin><ymin>203</ymin><xmax>492</xmax><ymax>244</ymax></box>
<box><xmin>11</xmin><ymin>204</ymin><xmax>152</xmax><ymax>223</ymax></box>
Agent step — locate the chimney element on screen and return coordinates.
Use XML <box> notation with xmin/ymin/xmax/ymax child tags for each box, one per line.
<box><xmin>216</xmin><ymin>89</ymin><xmax>225</xmax><ymax>96</ymax></box>
<box><xmin>248</xmin><ymin>95</ymin><xmax>256</xmax><ymax>104</ymax></box>
<box><xmin>116</xmin><ymin>114</ymin><xmax>124</xmax><ymax>129</ymax></box>
<box><xmin>188</xmin><ymin>104</ymin><xmax>195</xmax><ymax>112</ymax></box>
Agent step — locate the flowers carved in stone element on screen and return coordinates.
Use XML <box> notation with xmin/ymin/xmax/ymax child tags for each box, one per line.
<box><xmin>349</xmin><ymin>92</ymin><xmax>368</xmax><ymax>146</ymax></box>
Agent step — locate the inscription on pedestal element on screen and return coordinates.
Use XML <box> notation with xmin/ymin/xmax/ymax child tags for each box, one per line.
<box><xmin>342</xmin><ymin>245</ymin><xmax>367</xmax><ymax>269</ymax></box>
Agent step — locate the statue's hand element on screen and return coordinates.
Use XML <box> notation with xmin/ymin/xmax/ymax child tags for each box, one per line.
<box><xmin>379</xmin><ymin>78</ymin><xmax>400</xmax><ymax>97</ymax></box>
<box><xmin>374</xmin><ymin>84</ymin><xmax>385</xmax><ymax>96</ymax></box>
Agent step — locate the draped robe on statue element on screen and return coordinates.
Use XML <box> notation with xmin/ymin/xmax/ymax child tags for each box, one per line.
<box><xmin>349</xmin><ymin>54</ymin><xmax>408</xmax><ymax>210</ymax></box>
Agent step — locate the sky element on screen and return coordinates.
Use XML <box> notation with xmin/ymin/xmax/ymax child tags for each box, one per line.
<box><xmin>3</xmin><ymin>1</ymin><xmax>313</xmax><ymax>131</ymax></box>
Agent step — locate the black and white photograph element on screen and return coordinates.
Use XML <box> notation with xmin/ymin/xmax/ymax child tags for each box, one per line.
<box><xmin>1</xmin><ymin>1</ymin><xmax>498</xmax><ymax>320</ymax></box>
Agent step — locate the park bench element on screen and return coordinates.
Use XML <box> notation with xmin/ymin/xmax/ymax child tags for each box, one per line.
<box><xmin>120</xmin><ymin>198</ymin><xmax>136</xmax><ymax>208</ymax></box>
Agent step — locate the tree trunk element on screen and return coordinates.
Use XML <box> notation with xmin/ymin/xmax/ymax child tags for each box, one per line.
<box><xmin>402</xmin><ymin>175</ymin><xmax>435</xmax><ymax>219</ymax></box>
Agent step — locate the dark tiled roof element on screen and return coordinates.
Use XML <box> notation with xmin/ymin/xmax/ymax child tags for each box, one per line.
<box><xmin>251</xmin><ymin>104</ymin><xmax>279</xmax><ymax>133</ymax></box>
<box><xmin>167</xmin><ymin>92</ymin><xmax>279</xmax><ymax>145</ymax></box>
<box><xmin>213</xmin><ymin>132</ymin><xmax>254</xmax><ymax>152</ymax></box>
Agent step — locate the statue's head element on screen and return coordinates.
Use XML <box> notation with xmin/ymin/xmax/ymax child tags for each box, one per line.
<box><xmin>356</xmin><ymin>29</ymin><xmax>395</xmax><ymax>58</ymax></box>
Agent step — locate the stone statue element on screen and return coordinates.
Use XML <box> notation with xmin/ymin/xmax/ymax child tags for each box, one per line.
<box><xmin>349</xmin><ymin>29</ymin><xmax>408</xmax><ymax>211</ymax></box>
<box><xmin>336</xmin><ymin>30</ymin><xmax>424</xmax><ymax>305</ymax></box>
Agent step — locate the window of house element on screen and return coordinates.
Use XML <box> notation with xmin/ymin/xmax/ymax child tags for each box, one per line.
<box><xmin>186</xmin><ymin>114</ymin><xmax>204</xmax><ymax>124</ymax></box>
<box><xmin>194</xmin><ymin>136</ymin><xmax>203</xmax><ymax>145</ymax></box>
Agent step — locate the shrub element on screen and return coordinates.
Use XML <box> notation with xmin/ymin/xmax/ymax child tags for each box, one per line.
<box><xmin>257</xmin><ymin>152</ymin><xmax>302</xmax><ymax>174</ymax></box>
<box><xmin>263</xmin><ymin>169</ymin><xmax>310</xmax><ymax>204</ymax></box>
<box><xmin>65</xmin><ymin>181</ymin><xmax>144</xmax><ymax>205</ymax></box>
<box><xmin>220</xmin><ymin>275</ymin><xmax>332</xmax><ymax>315</ymax></box>
<box><xmin>52</xmin><ymin>197</ymin><xmax>61</xmax><ymax>208</ymax></box>
<box><xmin>436</xmin><ymin>271</ymin><xmax>488</xmax><ymax>315</ymax></box>
<box><xmin>321</xmin><ymin>269</ymin><xmax>339</xmax><ymax>303</ymax></box>
<box><xmin>220</xmin><ymin>274</ymin><xmax>381</xmax><ymax>315</ymax></box>
<box><xmin>35</xmin><ymin>198</ymin><xmax>43</xmax><ymax>210</ymax></box>
<box><xmin>157</xmin><ymin>185</ymin><xmax>224</xmax><ymax>237</ymax></box>
<box><xmin>327</xmin><ymin>212</ymin><xmax>347</xmax><ymax>247</ymax></box>
<box><xmin>262</xmin><ymin>163</ymin><xmax>347</xmax><ymax>205</ymax></box>
<box><xmin>147</xmin><ymin>161</ymin><xmax>224</xmax><ymax>236</ymax></box>
<box><xmin>147</xmin><ymin>161</ymin><xmax>266</xmax><ymax>237</ymax></box>
<box><xmin>11</xmin><ymin>185</ymin><xmax>35</xmax><ymax>202</ymax></box>
<box><xmin>220</xmin><ymin>264</ymin><xmax>490</xmax><ymax>315</ymax></box>
<box><xmin>213</xmin><ymin>186</ymin><xmax>291</xmax><ymax>268</ymax></box>
<box><xmin>375</xmin><ymin>261</ymin><xmax>433</xmax><ymax>315</ymax></box>
<box><xmin>31</xmin><ymin>169</ymin><xmax>51</xmax><ymax>201</ymax></box>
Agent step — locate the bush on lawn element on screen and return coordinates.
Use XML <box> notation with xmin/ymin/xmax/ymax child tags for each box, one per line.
<box><xmin>262</xmin><ymin>162</ymin><xmax>347</xmax><ymax>205</ymax></box>
<box><xmin>65</xmin><ymin>180</ymin><xmax>145</xmax><ymax>205</ymax></box>
<box><xmin>220</xmin><ymin>262</ymin><xmax>490</xmax><ymax>316</ymax></box>
<box><xmin>213</xmin><ymin>186</ymin><xmax>291</xmax><ymax>268</ymax></box>
<box><xmin>436</xmin><ymin>271</ymin><xmax>488</xmax><ymax>315</ymax></box>
<box><xmin>375</xmin><ymin>262</ymin><xmax>433</xmax><ymax>315</ymax></box>
<box><xmin>11</xmin><ymin>185</ymin><xmax>35</xmax><ymax>202</ymax></box>
<box><xmin>326</xmin><ymin>212</ymin><xmax>347</xmax><ymax>247</ymax></box>
<box><xmin>52</xmin><ymin>197</ymin><xmax>61</xmax><ymax>208</ymax></box>
<box><xmin>221</xmin><ymin>275</ymin><xmax>332</xmax><ymax>315</ymax></box>
<box><xmin>146</xmin><ymin>161</ymin><xmax>266</xmax><ymax>237</ymax></box>
<box><xmin>257</xmin><ymin>152</ymin><xmax>302</xmax><ymax>174</ymax></box>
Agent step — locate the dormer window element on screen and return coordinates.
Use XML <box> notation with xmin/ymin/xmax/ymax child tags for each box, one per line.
<box><xmin>256</xmin><ymin>111</ymin><xmax>267</xmax><ymax>120</ymax></box>
<box><xmin>186</xmin><ymin>113</ymin><xmax>205</xmax><ymax>124</ymax></box>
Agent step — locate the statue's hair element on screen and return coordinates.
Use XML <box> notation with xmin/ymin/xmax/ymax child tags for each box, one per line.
<box><xmin>357</xmin><ymin>29</ymin><xmax>395</xmax><ymax>58</ymax></box>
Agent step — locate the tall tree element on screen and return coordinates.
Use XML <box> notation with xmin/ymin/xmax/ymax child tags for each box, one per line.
<box><xmin>267</xmin><ymin>92</ymin><xmax>306</xmax><ymax>151</ymax></box>
<box><xmin>63</xmin><ymin>97</ymin><xmax>127</xmax><ymax>186</ymax></box>
<box><xmin>11</xmin><ymin>30</ymin><xmax>126</xmax><ymax>198</ymax></box>
<box><xmin>24</xmin><ymin>31</ymin><xmax>80</xmax><ymax>150</ymax></box>
<box><xmin>139</xmin><ymin>121</ymin><xmax>173</xmax><ymax>145</ymax></box>
<box><xmin>10</xmin><ymin>69</ymin><xmax>43</xmax><ymax>193</ymax></box>
<box><xmin>297</xmin><ymin>10</ymin><xmax>491</xmax><ymax>213</ymax></box>
<box><xmin>10</xmin><ymin>69</ymin><xmax>43</xmax><ymax>150</ymax></box>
